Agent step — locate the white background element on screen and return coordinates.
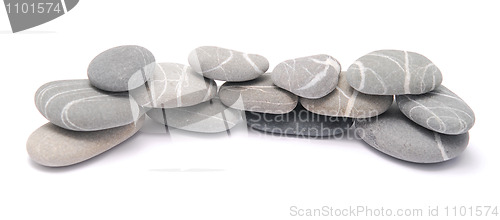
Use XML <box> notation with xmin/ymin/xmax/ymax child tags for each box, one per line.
<box><xmin>0</xmin><ymin>0</ymin><xmax>499</xmax><ymax>219</ymax></box>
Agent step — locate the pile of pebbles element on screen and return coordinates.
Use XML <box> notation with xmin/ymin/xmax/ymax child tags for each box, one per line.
<box><xmin>27</xmin><ymin>46</ymin><xmax>475</xmax><ymax>167</ymax></box>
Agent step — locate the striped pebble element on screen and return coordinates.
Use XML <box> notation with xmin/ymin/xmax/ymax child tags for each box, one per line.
<box><xmin>35</xmin><ymin>80</ymin><xmax>143</xmax><ymax>131</ymax></box>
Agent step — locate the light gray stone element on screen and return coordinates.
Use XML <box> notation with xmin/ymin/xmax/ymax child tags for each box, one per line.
<box><xmin>130</xmin><ymin>63</ymin><xmax>217</xmax><ymax>108</ymax></box>
<box><xmin>397</xmin><ymin>85</ymin><xmax>475</xmax><ymax>135</ymax></box>
<box><xmin>301</xmin><ymin>71</ymin><xmax>393</xmax><ymax>118</ymax></box>
<box><xmin>346</xmin><ymin>50</ymin><xmax>443</xmax><ymax>95</ymax></box>
<box><xmin>35</xmin><ymin>80</ymin><xmax>143</xmax><ymax>131</ymax></box>
<box><xmin>272</xmin><ymin>54</ymin><xmax>341</xmax><ymax>99</ymax></box>
<box><xmin>219</xmin><ymin>74</ymin><xmax>298</xmax><ymax>114</ymax></box>
<box><xmin>246</xmin><ymin>104</ymin><xmax>353</xmax><ymax>137</ymax></box>
<box><xmin>355</xmin><ymin>103</ymin><xmax>469</xmax><ymax>163</ymax></box>
<box><xmin>88</xmin><ymin>45</ymin><xmax>156</xmax><ymax>92</ymax></box>
<box><xmin>188</xmin><ymin>46</ymin><xmax>269</xmax><ymax>82</ymax></box>
<box><xmin>27</xmin><ymin>116</ymin><xmax>145</xmax><ymax>167</ymax></box>
<box><xmin>146</xmin><ymin>96</ymin><xmax>243</xmax><ymax>133</ymax></box>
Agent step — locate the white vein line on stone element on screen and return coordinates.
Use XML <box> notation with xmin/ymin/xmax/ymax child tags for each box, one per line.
<box><xmin>310</xmin><ymin>57</ymin><xmax>341</xmax><ymax>73</ymax></box>
<box><xmin>297</xmin><ymin>64</ymin><xmax>330</xmax><ymax>91</ymax></box>
<box><xmin>336</xmin><ymin>87</ymin><xmax>350</xmax><ymax>99</ymax></box>
<box><xmin>176</xmin><ymin>65</ymin><xmax>190</xmax><ymax>106</ymax></box>
<box><xmin>155</xmin><ymin>63</ymin><xmax>169</xmax><ymax>106</ymax></box>
<box><xmin>368</xmin><ymin>53</ymin><xmax>406</xmax><ymax>72</ymax></box>
<box><xmin>404</xmin><ymin>51</ymin><xmax>411</xmax><ymax>94</ymax></box>
<box><xmin>243</xmin><ymin>54</ymin><xmax>263</xmax><ymax>73</ymax></box>
<box><xmin>345</xmin><ymin>90</ymin><xmax>359</xmax><ymax>116</ymax></box>
<box><xmin>434</xmin><ymin>133</ymin><xmax>449</xmax><ymax>160</ymax></box>
<box><xmin>426</xmin><ymin>106</ymin><xmax>474</xmax><ymax>120</ymax></box>
<box><xmin>283</xmin><ymin>61</ymin><xmax>295</xmax><ymax>90</ymax></box>
<box><xmin>172</xmin><ymin>109</ymin><xmax>229</xmax><ymax>124</ymax></box>
<box><xmin>428</xmin><ymin>91</ymin><xmax>464</xmax><ymax>102</ymax></box>
<box><xmin>44</xmin><ymin>88</ymin><xmax>95</xmax><ymax>116</ymax></box>
<box><xmin>405</xmin><ymin>96</ymin><xmax>447</xmax><ymax>131</ymax></box>
<box><xmin>36</xmin><ymin>82</ymin><xmax>85</xmax><ymax>114</ymax></box>
<box><xmin>61</xmin><ymin>94</ymin><xmax>109</xmax><ymax>130</ymax></box>
<box><xmin>354</xmin><ymin>61</ymin><xmax>366</xmax><ymax>90</ymax></box>
<box><xmin>203</xmin><ymin>50</ymin><xmax>234</xmax><ymax>74</ymax></box>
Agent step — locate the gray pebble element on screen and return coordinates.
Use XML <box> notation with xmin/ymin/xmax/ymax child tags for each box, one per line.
<box><xmin>397</xmin><ymin>85</ymin><xmax>475</xmax><ymax>135</ymax></box>
<box><xmin>27</xmin><ymin>116</ymin><xmax>144</xmax><ymax>167</ymax></box>
<box><xmin>346</xmin><ymin>50</ymin><xmax>443</xmax><ymax>95</ymax></box>
<box><xmin>130</xmin><ymin>63</ymin><xmax>217</xmax><ymax>108</ymax></box>
<box><xmin>188</xmin><ymin>46</ymin><xmax>269</xmax><ymax>82</ymax></box>
<box><xmin>35</xmin><ymin>80</ymin><xmax>143</xmax><ymax>131</ymax></box>
<box><xmin>355</xmin><ymin>103</ymin><xmax>469</xmax><ymax>163</ymax></box>
<box><xmin>219</xmin><ymin>74</ymin><xmax>298</xmax><ymax>114</ymax></box>
<box><xmin>301</xmin><ymin>71</ymin><xmax>393</xmax><ymax>118</ymax></box>
<box><xmin>272</xmin><ymin>54</ymin><xmax>341</xmax><ymax>99</ymax></box>
<box><xmin>246</xmin><ymin>104</ymin><xmax>353</xmax><ymax>137</ymax></box>
<box><xmin>88</xmin><ymin>45</ymin><xmax>156</xmax><ymax>92</ymax></box>
<box><xmin>146</xmin><ymin>96</ymin><xmax>243</xmax><ymax>133</ymax></box>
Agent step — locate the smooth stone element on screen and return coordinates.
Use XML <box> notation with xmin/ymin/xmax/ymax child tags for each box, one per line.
<box><xmin>146</xmin><ymin>96</ymin><xmax>242</xmax><ymax>133</ymax></box>
<box><xmin>27</xmin><ymin>116</ymin><xmax>145</xmax><ymax>167</ymax></box>
<box><xmin>272</xmin><ymin>54</ymin><xmax>341</xmax><ymax>99</ymax></box>
<box><xmin>130</xmin><ymin>63</ymin><xmax>217</xmax><ymax>108</ymax></box>
<box><xmin>301</xmin><ymin>71</ymin><xmax>393</xmax><ymax>118</ymax></box>
<box><xmin>188</xmin><ymin>46</ymin><xmax>269</xmax><ymax>82</ymax></box>
<box><xmin>355</xmin><ymin>103</ymin><xmax>469</xmax><ymax>163</ymax></box>
<box><xmin>246</xmin><ymin>104</ymin><xmax>353</xmax><ymax>137</ymax></box>
<box><xmin>346</xmin><ymin>50</ymin><xmax>443</xmax><ymax>95</ymax></box>
<box><xmin>396</xmin><ymin>85</ymin><xmax>475</xmax><ymax>135</ymax></box>
<box><xmin>35</xmin><ymin>80</ymin><xmax>143</xmax><ymax>131</ymax></box>
<box><xmin>88</xmin><ymin>45</ymin><xmax>156</xmax><ymax>92</ymax></box>
<box><xmin>218</xmin><ymin>74</ymin><xmax>298</xmax><ymax>114</ymax></box>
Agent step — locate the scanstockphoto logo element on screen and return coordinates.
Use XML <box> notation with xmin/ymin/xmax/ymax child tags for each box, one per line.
<box><xmin>3</xmin><ymin>0</ymin><xmax>78</xmax><ymax>33</ymax></box>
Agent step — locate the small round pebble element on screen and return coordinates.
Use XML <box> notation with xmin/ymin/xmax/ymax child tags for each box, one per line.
<box><xmin>88</xmin><ymin>45</ymin><xmax>156</xmax><ymax>92</ymax></box>
<box><xmin>188</xmin><ymin>46</ymin><xmax>269</xmax><ymax>82</ymax></box>
<box><xmin>397</xmin><ymin>85</ymin><xmax>475</xmax><ymax>135</ymax></box>
<box><xmin>272</xmin><ymin>54</ymin><xmax>341</xmax><ymax>99</ymax></box>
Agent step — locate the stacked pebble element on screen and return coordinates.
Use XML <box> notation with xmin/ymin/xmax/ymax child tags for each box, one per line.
<box><xmin>27</xmin><ymin>46</ymin><xmax>475</xmax><ymax>167</ymax></box>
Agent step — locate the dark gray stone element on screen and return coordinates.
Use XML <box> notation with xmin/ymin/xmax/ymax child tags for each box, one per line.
<box><xmin>88</xmin><ymin>45</ymin><xmax>155</xmax><ymax>92</ymax></box>
<box><xmin>130</xmin><ymin>63</ymin><xmax>217</xmax><ymax>109</ymax></box>
<box><xmin>301</xmin><ymin>71</ymin><xmax>393</xmax><ymax>118</ymax></box>
<box><xmin>27</xmin><ymin>116</ymin><xmax>144</xmax><ymax>167</ymax></box>
<box><xmin>35</xmin><ymin>80</ymin><xmax>143</xmax><ymax>131</ymax></box>
<box><xmin>272</xmin><ymin>54</ymin><xmax>341</xmax><ymax>99</ymax></box>
<box><xmin>246</xmin><ymin>104</ymin><xmax>353</xmax><ymax>137</ymax></box>
<box><xmin>355</xmin><ymin>103</ymin><xmax>469</xmax><ymax>163</ymax></box>
<box><xmin>397</xmin><ymin>85</ymin><xmax>475</xmax><ymax>135</ymax></box>
<box><xmin>147</xmin><ymin>96</ymin><xmax>242</xmax><ymax>133</ymax></box>
<box><xmin>188</xmin><ymin>46</ymin><xmax>269</xmax><ymax>82</ymax></box>
<box><xmin>346</xmin><ymin>50</ymin><xmax>443</xmax><ymax>95</ymax></box>
<box><xmin>219</xmin><ymin>74</ymin><xmax>298</xmax><ymax>114</ymax></box>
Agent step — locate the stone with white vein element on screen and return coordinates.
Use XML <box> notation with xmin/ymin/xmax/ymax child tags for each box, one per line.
<box><xmin>219</xmin><ymin>74</ymin><xmax>298</xmax><ymax>114</ymax></box>
<box><xmin>130</xmin><ymin>63</ymin><xmax>217</xmax><ymax>108</ymax></box>
<box><xmin>188</xmin><ymin>46</ymin><xmax>269</xmax><ymax>82</ymax></box>
<box><xmin>88</xmin><ymin>45</ymin><xmax>156</xmax><ymax>92</ymax></box>
<box><xmin>35</xmin><ymin>80</ymin><xmax>143</xmax><ymax>131</ymax></box>
<box><xmin>396</xmin><ymin>85</ymin><xmax>475</xmax><ymax>135</ymax></box>
<box><xmin>346</xmin><ymin>50</ymin><xmax>443</xmax><ymax>95</ymax></box>
<box><xmin>355</xmin><ymin>103</ymin><xmax>469</xmax><ymax>163</ymax></box>
<box><xmin>146</xmin><ymin>95</ymin><xmax>242</xmax><ymax>133</ymax></box>
<box><xmin>301</xmin><ymin>72</ymin><xmax>393</xmax><ymax>118</ymax></box>
<box><xmin>246</xmin><ymin>104</ymin><xmax>353</xmax><ymax>137</ymax></box>
<box><xmin>272</xmin><ymin>54</ymin><xmax>341</xmax><ymax>99</ymax></box>
<box><xmin>27</xmin><ymin>116</ymin><xmax>144</xmax><ymax>167</ymax></box>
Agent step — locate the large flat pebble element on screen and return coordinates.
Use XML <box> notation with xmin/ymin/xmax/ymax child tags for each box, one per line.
<box><xmin>27</xmin><ymin>116</ymin><xmax>144</xmax><ymax>167</ymax></box>
<box><xmin>35</xmin><ymin>80</ymin><xmax>143</xmax><ymax>131</ymax></box>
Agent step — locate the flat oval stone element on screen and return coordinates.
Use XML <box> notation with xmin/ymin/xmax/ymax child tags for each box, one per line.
<box><xmin>272</xmin><ymin>54</ymin><xmax>341</xmax><ymax>99</ymax></box>
<box><xmin>346</xmin><ymin>50</ymin><xmax>443</xmax><ymax>95</ymax></box>
<box><xmin>219</xmin><ymin>74</ymin><xmax>298</xmax><ymax>114</ymax></box>
<box><xmin>188</xmin><ymin>46</ymin><xmax>269</xmax><ymax>82</ymax></box>
<box><xmin>35</xmin><ymin>80</ymin><xmax>143</xmax><ymax>131</ymax></box>
<box><xmin>246</xmin><ymin>104</ymin><xmax>353</xmax><ymax>137</ymax></box>
<box><xmin>88</xmin><ymin>45</ymin><xmax>156</xmax><ymax>92</ymax></box>
<box><xmin>146</xmin><ymin>96</ymin><xmax>242</xmax><ymax>133</ymax></box>
<box><xmin>27</xmin><ymin>116</ymin><xmax>144</xmax><ymax>167</ymax></box>
<box><xmin>130</xmin><ymin>63</ymin><xmax>217</xmax><ymax>108</ymax></box>
<box><xmin>355</xmin><ymin>104</ymin><xmax>469</xmax><ymax>163</ymax></box>
<box><xmin>396</xmin><ymin>85</ymin><xmax>475</xmax><ymax>135</ymax></box>
<box><xmin>301</xmin><ymin>71</ymin><xmax>393</xmax><ymax>118</ymax></box>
